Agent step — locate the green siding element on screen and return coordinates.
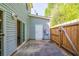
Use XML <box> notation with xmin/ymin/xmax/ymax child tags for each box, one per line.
<box><xmin>0</xmin><ymin>3</ymin><xmax>29</xmax><ymax>56</ymax></box>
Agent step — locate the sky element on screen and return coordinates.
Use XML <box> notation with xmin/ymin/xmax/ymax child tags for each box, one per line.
<box><xmin>31</xmin><ymin>3</ymin><xmax>48</xmax><ymax>16</ymax></box>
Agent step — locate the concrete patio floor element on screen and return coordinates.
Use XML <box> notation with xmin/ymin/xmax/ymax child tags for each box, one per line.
<box><xmin>13</xmin><ymin>40</ymin><xmax>70</xmax><ymax>56</ymax></box>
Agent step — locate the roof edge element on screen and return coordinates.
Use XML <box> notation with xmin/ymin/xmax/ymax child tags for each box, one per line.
<box><xmin>28</xmin><ymin>14</ymin><xmax>50</xmax><ymax>20</ymax></box>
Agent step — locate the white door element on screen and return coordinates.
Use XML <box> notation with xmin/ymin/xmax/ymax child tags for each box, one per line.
<box><xmin>35</xmin><ymin>25</ymin><xmax>43</xmax><ymax>40</ymax></box>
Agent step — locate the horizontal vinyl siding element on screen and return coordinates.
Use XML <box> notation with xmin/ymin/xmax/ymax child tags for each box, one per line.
<box><xmin>4</xmin><ymin>3</ymin><xmax>28</xmax><ymax>23</ymax></box>
<box><xmin>30</xmin><ymin>17</ymin><xmax>50</xmax><ymax>40</ymax></box>
<box><xmin>5</xmin><ymin>12</ymin><xmax>17</xmax><ymax>55</ymax></box>
<box><xmin>0</xmin><ymin>3</ymin><xmax>29</xmax><ymax>55</ymax></box>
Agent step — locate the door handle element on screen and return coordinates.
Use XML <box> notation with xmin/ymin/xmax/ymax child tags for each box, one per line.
<box><xmin>0</xmin><ymin>33</ymin><xmax>4</xmax><ymax>36</ymax></box>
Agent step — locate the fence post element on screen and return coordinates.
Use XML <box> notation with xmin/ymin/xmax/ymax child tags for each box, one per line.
<box><xmin>59</xmin><ymin>27</ymin><xmax>62</xmax><ymax>47</ymax></box>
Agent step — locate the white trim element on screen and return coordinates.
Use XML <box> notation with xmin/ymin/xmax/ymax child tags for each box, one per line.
<box><xmin>10</xmin><ymin>40</ymin><xmax>27</xmax><ymax>56</ymax></box>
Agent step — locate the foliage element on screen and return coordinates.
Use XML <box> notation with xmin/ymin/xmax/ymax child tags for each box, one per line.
<box><xmin>45</xmin><ymin>3</ymin><xmax>79</xmax><ymax>27</ymax></box>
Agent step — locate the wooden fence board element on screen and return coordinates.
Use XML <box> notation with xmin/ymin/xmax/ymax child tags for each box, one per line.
<box><xmin>50</xmin><ymin>24</ymin><xmax>79</xmax><ymax>55</ymax></box>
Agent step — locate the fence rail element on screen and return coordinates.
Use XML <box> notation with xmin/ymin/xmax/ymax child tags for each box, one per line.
<box><xmin>50</xmin><ymin>22</ymin><xmax>79</xmax><ymax>55</ymax></box>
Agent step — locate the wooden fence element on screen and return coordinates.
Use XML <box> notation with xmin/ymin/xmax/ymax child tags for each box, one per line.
<box><xmin>50</xmin><ymin>20</ymin><xmax>79</xmax><ymax>55</ymax></box>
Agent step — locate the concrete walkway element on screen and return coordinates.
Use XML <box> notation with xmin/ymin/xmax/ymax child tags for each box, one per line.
<box><xmin>13</xmin><ymin>40</ymin><xmax>69</xmax><ymax>56</ymax></box>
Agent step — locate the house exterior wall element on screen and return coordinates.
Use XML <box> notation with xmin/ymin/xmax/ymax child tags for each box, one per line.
<box><xmin>29</xmin><ymin>16</ymin><xmax>50</xmax><ymax>40</ymax></box>
<box><xmin>0</xmin><ymin>3</ymin><xmax>29</xmax><ymax>56</ymax></box>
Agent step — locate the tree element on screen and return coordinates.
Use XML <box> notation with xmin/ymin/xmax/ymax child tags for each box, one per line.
<box><xmin>45</xmin><ymin>3</ymin><xmax>79</xmax><ymax>27</ymax></box>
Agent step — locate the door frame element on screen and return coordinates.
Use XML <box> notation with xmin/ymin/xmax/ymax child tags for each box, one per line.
<box><xmin>16</xmin><ymin>20</ymin><xmax>25</xmax><ymax>46</ymax></box>
<box><xmin>22</xmin><ymin>23</ymin><xmax>25</xmax><ymax>42</ymax></box>
<box><xmin>0</xmin><ymin>7</ymin><xmax>6</xmax><ymax>56</ymax></box>
<box><xmin>17</xmin><ymin>20</ymin><xmax>21</xmax><ymax>46</ymax></box>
